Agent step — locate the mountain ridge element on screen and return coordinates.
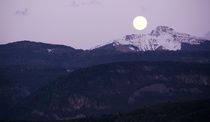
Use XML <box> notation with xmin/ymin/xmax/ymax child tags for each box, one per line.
<box><xmin>95</xmin><ymin>26</ymin><xmax>208</xmax><ymax>52</ymax></box>
<box><xmin>1</xmin><ymin>26</ymin><xmax>209</xmax><ymax>52</ymax></box>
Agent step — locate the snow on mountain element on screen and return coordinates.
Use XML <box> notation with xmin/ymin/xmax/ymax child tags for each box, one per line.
<box><xmin>95</xmin><ymin>26</ymin><xmax>205</xmax><ymax>51</ymax></box>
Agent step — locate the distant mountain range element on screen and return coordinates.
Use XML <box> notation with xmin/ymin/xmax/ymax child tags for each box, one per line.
<box><xmin>0</xmin><ymin>26</ymin><xmax>210</xmax><ymax>121</ymax></box>
<box><xmin>0</xmin><ymin>26</ymin><xmax>210</xmax><ymax>68</ymax></box>
<box><xmin>1</xmin><ymin>26</ymin><xmax>210</xmax><ymax>53</ymax></box>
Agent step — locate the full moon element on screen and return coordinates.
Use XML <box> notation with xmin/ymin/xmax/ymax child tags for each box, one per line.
<box><xmin>133</xmin><ymin>16</ymin><xmax>148</xmax><ymax>30</ymax></box>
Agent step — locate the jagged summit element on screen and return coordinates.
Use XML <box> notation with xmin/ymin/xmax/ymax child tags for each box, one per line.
<box><xmin>150</xmin><ymin>26</ymin><xmax>174</xmax><ymax>36</ymax></box>
<box><xmin>95</xmin><ymin>26</ymin><xmax>206</xmax><ymax>52</ymax></box>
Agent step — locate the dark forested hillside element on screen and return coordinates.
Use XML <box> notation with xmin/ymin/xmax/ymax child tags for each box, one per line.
<box><xmin>64</xmin><ymin>99</ymin><xmax>210</xmax><ymax>122</ymax></box>
<box><xmin>5</xmin><ymin>61</ymin><xmax>210</xmax><ymax>120</ymax></box>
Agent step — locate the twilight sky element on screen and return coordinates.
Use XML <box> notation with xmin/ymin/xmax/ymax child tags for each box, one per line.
<box><xmin>1</xmin><ymin>0</ymin><xmax>210</xmax><ymax>49</ymax></box>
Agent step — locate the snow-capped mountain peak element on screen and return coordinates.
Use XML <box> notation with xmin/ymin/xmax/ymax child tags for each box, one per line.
<box><xmin>96</xmin><ymin>26</ymin><xmax>206</xmax><ymax>52</ymax></box>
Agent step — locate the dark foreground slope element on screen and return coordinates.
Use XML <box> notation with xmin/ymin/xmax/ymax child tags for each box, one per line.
<box><xmin>5</xmin><ymin>61</ymin><xmax>210</xmax><ymax>120</ymax></box>
<box><xmin>66</xmin><ymin>99</ymin><xmax>210</xmax><ymax>122</ymax></box>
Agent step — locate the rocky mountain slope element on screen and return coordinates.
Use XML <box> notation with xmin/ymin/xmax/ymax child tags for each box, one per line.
<box><xmin>95</xmin><ymin>26</ymin><xmax>207</xmax><ymax>52</ymax></box>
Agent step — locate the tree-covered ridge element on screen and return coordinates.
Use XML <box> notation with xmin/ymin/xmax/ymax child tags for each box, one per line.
<box><xmin>6</xmin><ymin>61</ymin><xmax>210</xmax><ymax>120</ymax></box>
<box><xmin>65</xmin><ymin>99</ymin><xmax>210</xmax><ymax>122</ymax></box>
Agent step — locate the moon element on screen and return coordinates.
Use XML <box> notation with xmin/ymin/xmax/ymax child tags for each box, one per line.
<box><xmin>133</xmin><ymin>16</ymin><xmax>148</xmax><ymax>30</ymax></box>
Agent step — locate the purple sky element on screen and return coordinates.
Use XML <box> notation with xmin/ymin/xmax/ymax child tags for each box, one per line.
<box><xmin>1</xmin><ymin>0</ymin><xmax>210</xmax><ymax>49</ymax></box>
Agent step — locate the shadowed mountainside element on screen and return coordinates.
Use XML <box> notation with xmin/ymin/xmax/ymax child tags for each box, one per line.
<box><xmin>63</xmin><ymin>99</ymin><xmax>210</xmax><ymax>122</ymax></box>
<box><xmin>5</xmin><ymin>61</ymin><xmax>210</xmax><ymax>120</ymax></box>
